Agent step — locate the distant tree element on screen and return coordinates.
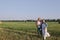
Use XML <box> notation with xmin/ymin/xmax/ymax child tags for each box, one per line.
<box><xmin>45</xmin><ymin>19</ymin><xmax>57</xmax><ymax>22</ymax></box>
<box><xmin>57</xmin><ymin>19</ymin><xmax>60</xmax><ymax>24</ymax></box>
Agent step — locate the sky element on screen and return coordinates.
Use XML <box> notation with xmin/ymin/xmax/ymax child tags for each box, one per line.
<box><xmin>0</xmin><ymin>0</ymin><xmax>60</xmax><ymax>20</ymax></box>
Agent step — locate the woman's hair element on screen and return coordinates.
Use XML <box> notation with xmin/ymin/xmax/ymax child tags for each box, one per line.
<box><xmin>37</xmin><ymin>17</ymin><xmax>40</xmax><ymax>21</ymax></box>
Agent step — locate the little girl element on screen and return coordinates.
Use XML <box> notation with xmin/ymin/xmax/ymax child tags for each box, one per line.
<box><xmin>41</xmin><ymin>19</ymin><xmax>50</xmax><ymax>40</ymax></box>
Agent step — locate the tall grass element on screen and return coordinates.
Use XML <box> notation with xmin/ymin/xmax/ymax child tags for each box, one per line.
<box><xmin>0</xmin><ymin>22</ymin><xmax>60</xmax><ymax>40</ymax></box>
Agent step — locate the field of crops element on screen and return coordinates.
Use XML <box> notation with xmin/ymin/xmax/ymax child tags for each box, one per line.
<box><xmin>0</xmin><ymin>22</ymin><xmax>60</xmax><ymax>40</ymax></box>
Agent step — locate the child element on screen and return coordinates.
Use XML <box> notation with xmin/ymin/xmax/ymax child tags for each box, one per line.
<box><xmin>41</xmin><ymin>19</ymin><xmax>50</xmax><ymax>40</ymax></box>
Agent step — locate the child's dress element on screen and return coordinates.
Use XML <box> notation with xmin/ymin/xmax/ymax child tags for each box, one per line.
<box><xmin>42</xmin><ymin>23</ymin><xmax>50</xmax><ymax>40</ymax></box>
<box><xmin>45</xmin><ymin>27</ymin><xmax>50</xmax><ymax>37</ymax></box>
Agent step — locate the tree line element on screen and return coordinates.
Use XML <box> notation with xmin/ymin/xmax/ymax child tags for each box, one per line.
<box><xmin>0</xmin><ymin>19</ymin><xmax>60</xmax><ymax>23</ymax></box>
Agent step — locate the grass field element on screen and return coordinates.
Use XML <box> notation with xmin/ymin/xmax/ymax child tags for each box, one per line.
<box><xmin>0</xmin><ymin>22</ymin><xmax>60</xmax><ymax>40</ymax></box>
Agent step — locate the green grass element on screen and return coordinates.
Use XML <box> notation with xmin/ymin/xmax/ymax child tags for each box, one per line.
<box><xmin>0</xmin><ymin>22</ymin><xmax>60</xmax><ymax>40</ymax></box>
<box><xmin>0</xmin><ymin>22</ymin><xmax>36</xmax><ymax>31</ymax></box>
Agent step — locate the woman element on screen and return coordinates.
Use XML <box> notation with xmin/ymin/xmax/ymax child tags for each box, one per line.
<box><xmin>41</xmin><ymin>19</ymin><xmax>50</xmax><ymax>40</ymax></box>
<box><xmin>36</xmin><ymin>18</ymin><xmax>42</xmax><ymax>36</ymax></box>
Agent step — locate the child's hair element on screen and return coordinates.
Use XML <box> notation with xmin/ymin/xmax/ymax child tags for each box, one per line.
<box><xmin>40</xmin><ymin>19</ymin><xmax>45</xmax><ymax>23</ymax></box>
